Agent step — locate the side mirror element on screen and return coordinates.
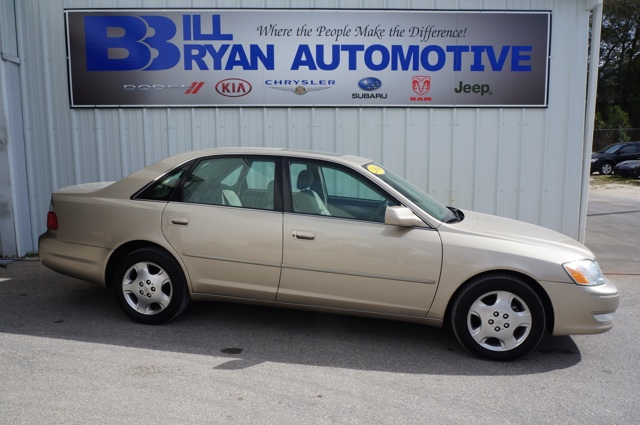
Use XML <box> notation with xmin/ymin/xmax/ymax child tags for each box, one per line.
<box><xmin>384</xmin><ymin>206</ymin><xmax>427</xmax><ymax>228</ymax></box>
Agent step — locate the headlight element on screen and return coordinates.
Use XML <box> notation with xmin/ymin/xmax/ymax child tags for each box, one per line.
<box><xmin>562</xmin><ymin>259</ymin><xmax>606</xmax><ymax>286</ymax></box>
<box><xmin>590</xmin><ymin>158</ymin><xmax>597</xmax><ymax>163</ymax></box>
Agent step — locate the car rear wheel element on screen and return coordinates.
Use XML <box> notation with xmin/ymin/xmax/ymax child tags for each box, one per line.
<box><xmin>113</xmin><ymin>247</ymin><xmax>190</xmax><ymax>324</ymax></box>
<box><xmin>450</xmin><ymin>274</ymin><xmax>546</xmax><ymax>361</ymax></box>
<box><xmin>599</xmin><ymin>162</ymin><xmax>614</xmax><ymax>175</ymax></box>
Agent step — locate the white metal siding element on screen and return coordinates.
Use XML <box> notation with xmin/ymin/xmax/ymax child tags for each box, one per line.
<box><xmin>13</xmin><ymin>0</ymin><xmax>593</xmax><ymax>253</ymax></box>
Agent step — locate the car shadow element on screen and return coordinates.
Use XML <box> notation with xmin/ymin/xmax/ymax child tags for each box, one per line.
<box><xmin>0</xmin><ymin>262</ymin><xmax>581</xmax><ymax>375</ymax></box>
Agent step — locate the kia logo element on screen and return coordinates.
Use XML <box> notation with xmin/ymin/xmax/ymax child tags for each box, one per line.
<box><xmin>215</xmin><ymin>79</ymin><xmax>252</xmax><ymax>97</ymax></box>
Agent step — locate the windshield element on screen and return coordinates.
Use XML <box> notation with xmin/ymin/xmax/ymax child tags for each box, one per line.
<box><xmin>364</xmin><ymin>163</ymin><xmax>456</xmax><ymax>223</ymax></box>
<box><xmin>598</xmin><ymin>144</ymin><xmax>622</xmax><ymax>154</ymax></box>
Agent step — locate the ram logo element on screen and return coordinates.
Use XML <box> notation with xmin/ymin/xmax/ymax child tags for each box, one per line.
<box><xmin>412</xmin><ymin>76</ymin><xmax>431</xmax><ymax>95</ymax></box>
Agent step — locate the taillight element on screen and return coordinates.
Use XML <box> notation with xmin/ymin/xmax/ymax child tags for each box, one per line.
<box><xmin>47</xmin><ymin>211</ymin><xmax>58</xmax><ymax>230</ymax></box>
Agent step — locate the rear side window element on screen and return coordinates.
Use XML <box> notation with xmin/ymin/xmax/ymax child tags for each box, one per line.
<box><xmin>182</xmin><ymin>156</ymin><xmax>277</xmax><ymax>211</ymax></box>
<box><xmin>135</xmin><ymin>164</ymin><xmax>190</xmax><ymax>201</ymax></box>
<box><xmin>619</xmin><ymin>144</ymin><xmax>639</xmax><ymax>154</ymax></box>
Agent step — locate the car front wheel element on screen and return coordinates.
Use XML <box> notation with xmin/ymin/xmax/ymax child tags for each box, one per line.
<box><xmin>450</xmin><ymin>274</ymin><xmax>546</xmax><ymax>361</ymax></box>
<box><xmin>113</xmin><ymin>247</ymin><xmax>190</xmax><ymax>324</ymax></box>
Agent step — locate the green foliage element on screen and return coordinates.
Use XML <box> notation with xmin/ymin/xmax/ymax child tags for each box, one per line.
<box><xmin>593</xmin><ymin>105</ymin><xmax>631</xmax><ymax>149</ymax></box>
<box><xmin>597</xmin><ymin>0</ymin><xmax>640</xmax><ymax>128</ymax></box>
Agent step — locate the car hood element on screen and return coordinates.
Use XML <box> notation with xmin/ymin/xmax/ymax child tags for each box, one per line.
<box><xmin>616</xmin><ymin>160</ymin><xmax>640</xmax><ymax>167</ymax></box>
<box><xmin>591</xmin><ymin>152</ymin><xmax>608</xmax><ymax>159</ymax></box>
<box><xmin>443</xmin><ymin>210</ymin><xmax>593</xmax><ymax>259</ymax></box>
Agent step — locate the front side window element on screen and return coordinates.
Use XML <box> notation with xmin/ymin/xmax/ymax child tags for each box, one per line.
<box><xmin>289</xmin><ymin>160</ymin><xmax>398</xmax><ymax>222</ymax></box>
<box><xmin>182</xmin><ymin>157</ymin><xmax>276</xmax><ymax>210</ymax></box>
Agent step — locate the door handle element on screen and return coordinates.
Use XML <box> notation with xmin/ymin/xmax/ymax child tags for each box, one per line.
<box><xmin>291</xmin><ymin>230</ymin><xmax>315</xmax><ymax>240</ymax></box>
<box><xmin>170</xmin><ymin>216</ymin><xmax>189</xmax><ymax>226</ymax></box>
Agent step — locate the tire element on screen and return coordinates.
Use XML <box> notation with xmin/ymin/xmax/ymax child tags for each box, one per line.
<box><xmin>112</xmin><ymin>247</ymin><xmax>190</xmax><ymax>324</ymax></box>
<box><xmin>599</xmin><ymin>162</ymin><xmax>614</xmax><ymax>175</ymax></box>
<box><xmin>450</xmin><ymin>274</ymin><xmax>546</xmax><ymax>361</ymax></box>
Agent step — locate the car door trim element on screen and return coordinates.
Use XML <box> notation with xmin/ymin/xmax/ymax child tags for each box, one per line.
<box><xmin>181</xmin><ymin>252</ymin><xmax>281</xmax><ymax>269</ymax></box>
<box><xmin>281</xmin><ymin>263</ymin><xmax>437</xmax><ymax>285</ymax></box>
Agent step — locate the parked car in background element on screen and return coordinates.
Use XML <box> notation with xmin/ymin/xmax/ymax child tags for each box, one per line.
<box><xmin>39</xmin><ymin>148</ymin><xmax>619</xmax><ymax>361</ymax></box>
<box><xmin>591</xmin><ymin>141</ymin><xmax>640</xmax><ymax>175</ymax></box>
<box><xmin>613</xmin><ymin>160</ymin><xmax>640</xmax><ymax>178</ymax></box>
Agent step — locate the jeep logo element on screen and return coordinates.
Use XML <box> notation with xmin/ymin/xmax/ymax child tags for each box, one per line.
<box><xmin>454</xmin><ymin>82</ymin><xmax>491</xmax><ymax>96</ymax></box>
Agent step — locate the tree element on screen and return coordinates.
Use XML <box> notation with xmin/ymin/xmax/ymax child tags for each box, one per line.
<box><xmin>597</xmin><ymin>0</ymin><xmax>640</xmax><ymax>128</ymax></box>
<box><xmin>594</xmin><ymin>105</ymin><xmax>631</xmax><ymax>149</ymax></box>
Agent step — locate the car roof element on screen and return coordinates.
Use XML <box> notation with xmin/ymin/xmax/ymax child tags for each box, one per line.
<box><xmin>99</xmin><ymin>148</ymin><xmax>376</xmax><ymax>198</ymax></box>
<box><xmin>154</xmin><ymin>147</ymin><xmax>374</xmax><ymax>170</ymax></box>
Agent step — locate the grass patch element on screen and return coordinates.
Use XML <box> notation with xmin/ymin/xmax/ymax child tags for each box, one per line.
<box><xmin>589</xmin><ymin>174</ymin><xmax>640</xmax><ymax>187</ymax></box>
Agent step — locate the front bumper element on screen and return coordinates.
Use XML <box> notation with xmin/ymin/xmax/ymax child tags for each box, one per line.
<box><xmin>540</xmin><ymin>278</ymin><xmax>620</xmax><ymax>335</ymax></box>
<box><xmin>613</xmin><ymin>168</ymin><xmax>640</xmax><ymax>177</ymax></box>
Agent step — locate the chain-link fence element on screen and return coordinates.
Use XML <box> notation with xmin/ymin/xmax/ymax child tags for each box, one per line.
<box><xmin>593</xmin><ymin>129</ymin><xmax>640</xmax><ymax>152</ymax></box>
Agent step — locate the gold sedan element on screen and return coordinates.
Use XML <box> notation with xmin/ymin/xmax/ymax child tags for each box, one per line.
<box><xmin>39</xmin><ymin>148</ymin><xmax>619</xmax><ymax>360</ymax></box>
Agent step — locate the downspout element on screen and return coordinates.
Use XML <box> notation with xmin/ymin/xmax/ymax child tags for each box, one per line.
<box><xmin>579</xmin><ymin>0</ymin><xmax>603</xmax><ymax>243</ymax></box>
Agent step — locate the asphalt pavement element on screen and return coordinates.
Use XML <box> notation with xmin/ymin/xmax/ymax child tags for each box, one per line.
<box><xmin>0</xmin><ymin>186</ymin><xmax>638</xmax><ymax>425</ymax></box>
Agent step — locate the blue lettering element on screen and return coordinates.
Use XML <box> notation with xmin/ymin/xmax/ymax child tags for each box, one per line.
<box><xmin>184</xmin><ymin>45</ymin><xmax>208</xmax><ymax>70</ymax></box>
<box><xmin>511</xmin><ymin>46</ymin><xmax>532</xmax><ymax>71</ymax></box>
<box><xmin>420</xmin><ymin>45</ymin><xmax>445</xmax><ymax>71</ymax></box>
<box><xmin>486</xmin><ymin>46</ymin><xmax>510</xmax><ymax>71</ymax></box>
<box><xmin>291</xmin><ymin>45</ymin><xmax>317</xmax><ymax>70</ymax></box>
<box><xmin>446</xmin><ymin>45</ymin><xmax>470</xmax><ymax>71</ymax></box>
<box><xmin>205</xmin><ymin>44</ymin><xmax>230</xmax><ymax>70</ymax></box>
<box><xmin>340</xmin><ymin>45</ymin><xmax>365</xmax><ymax>70</ymax></box>
<box><xmin>185</xmin><ymin>44</ymin><xmax>273</xmax><ymax>70</ymax></box>
<box><xmin>140</xmin><ymin>16</ymin><xmax>180</xmax><ymax>70</ymax></box>
<box><xmin>470</xmin><ymin>46</ymin><xmax>486</xmax><ymax>71</ymax></box>
<box><xmin>290</xmin><ymin>44</ymin><xmax>533</xmax><ymax>72</ymax></box>
<box><xmin>187</xmin><ymin>14</ymin><xmax>233</xmax><ymax>41</ymax></box>
<box><xmin>225</xmin><ymin>45</ymin><xmax>251</xmax><ymax>70</ymax></box>
<box><xmin>391</xmin><ymin>45</ymin><xmax>419</xmax><ymax>71</ymax></box>
<box><xmin>84</xmin><ymin>16</ymin><xmax>151</xmax><ymax>71</ymax></box>
<box><xmin>248</xmin><ymin>44</ymin><xmax>274</xmax><ymax>70</ymax></box>
<box><xmin>316</xmin><ymin>45</ymin><xmax>341</xmax><ymax>71</ymax></box>
<box><xmin>364</xmin><ymin>44</ymin><xmax>389</xmax><ymax>71</ymax></box>
<box><xmin>84</xmin><ymin>15</ymin><xmax>179</xmax><ymax>71</ymax></box>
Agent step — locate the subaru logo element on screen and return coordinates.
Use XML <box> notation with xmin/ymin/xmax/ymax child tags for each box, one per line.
<box><xmin>358</xmin><ymin>77</ymin><xmax>382</xmax><ymax>91</ymax></box>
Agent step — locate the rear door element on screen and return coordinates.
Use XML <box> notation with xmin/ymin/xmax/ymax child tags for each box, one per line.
<box><xmin>618</xmin><ymin>144</ymin><xmax>640</xmax><ymax>162</ymax></box>
<box><xmin>162</xmin><ymin>156</ymin><xmax>283</xmax><ymax>301</ymax></box>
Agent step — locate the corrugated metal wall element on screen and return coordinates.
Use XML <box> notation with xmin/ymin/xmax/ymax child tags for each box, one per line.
<box><xmin>14</xmin><ymin>0</ymin><xmax>593</xmax><ymax>253</ymax></box>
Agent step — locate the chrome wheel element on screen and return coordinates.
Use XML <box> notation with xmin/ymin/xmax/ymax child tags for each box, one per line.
<box><xmin>122</xmin><ymin>261</ymin><xmax>172</xmax><ymax>315</ymax></box>
<box><xmin>451</xmin><ymin>274</ymin><xmax>546</xmax><ymax>361</ymax></box>
<box><xmin>467</xmin><ymin>290</ymin><xmax>532</xmax><ymax>352</ymax></box>
<box><xmin>600</xmin><ymin>162</ymin><xmax>614</xmax><ymax>175</ymax></box>
<box><xmin>113</xmin><ymin>247</ymin><xmax>190</xmax><ymax>324</ymax></box>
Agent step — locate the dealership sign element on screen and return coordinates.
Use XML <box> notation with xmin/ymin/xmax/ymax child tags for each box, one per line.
<box><xmin>65</xmin><ymin>10</ymin><xmax>551</xmax><ymax>107</ymax></box>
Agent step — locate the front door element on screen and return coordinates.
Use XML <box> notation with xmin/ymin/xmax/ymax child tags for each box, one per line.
<box><xmin>278</xmin><ymin>159</ymin><xmax>442</xmax><ymax>317</ymax></box>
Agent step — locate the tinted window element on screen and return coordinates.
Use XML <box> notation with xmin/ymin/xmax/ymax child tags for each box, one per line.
<box><xmin>619</xmin><ymin>144</ymin><xmax>638</xmax><ymax>154</ymax></box>
<box><xmin>289</xmin><ymin>160</ymin><xmax>398</xmax><ymax>222</ymax></box>
<box><xmin>182</xmin><ymin>157</ymin><xmax>276</xmax><ymax>210</ymax></box>
<box><xmin>135</xmin><ymin>163</ymin><xmax>190</xmax><ymax>201</ymax></box>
